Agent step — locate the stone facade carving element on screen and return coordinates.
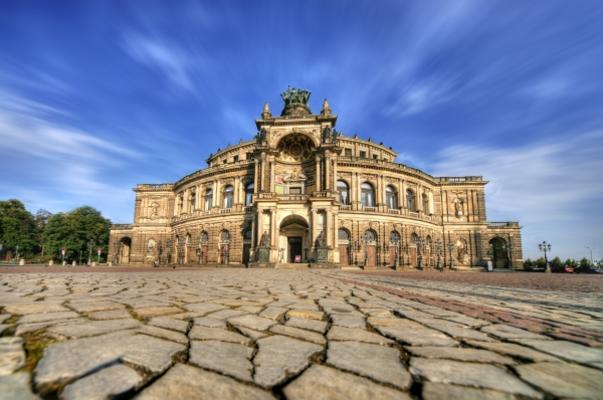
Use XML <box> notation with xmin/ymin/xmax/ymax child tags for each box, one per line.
<box><xmin>109</xmin><ymin>88</ymin><xmax>523</xmax><ymax>270</ymax></box>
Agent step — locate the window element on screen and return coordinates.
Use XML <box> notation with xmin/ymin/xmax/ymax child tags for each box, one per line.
<box><xmin>410</xmin><ymin>233</ymin><xmax>419</xmax><ymax>244</ymax></box>
<box><xmin>177</xmin><ymin>193</ymin><xmax>184</xmax><ymax>214</ymax></box>
<box><xmin>204</xmin><ymin>188</ymin><xmax>213</xmax><ymax>211</ymax></box>
<box><xmin>223</xmin><ymin>159</ymin><xmax>227</xmax><ymax>164</ymax></box>
<box><xmin>190</xmin><ymin>191</ymin><xmax>196</xmax><ymax>211</ymax></box>
<box><xmin>422</xmin><ymin>193</ymin><xmax>430</xmax><ymax>213</ymax></box>
<box><xmin>337</xmin><ymin>180</ymin><xmax>350</xmax><ymax>205</ymax></box>
<box><xmin>245</xmin><ymin>182</ymin><xmax>254</xmax><ymax>206</ymax></box>
<box><xmin>246</xmin><ymin>152</ymin><xmax>253</xmax><ymax>160</ymax></box>
<box><xmin>289</xmin><ymin>187</ymin><xmax>302</xmax><ymax>194</ymax></box>
<box><xmin>390</xmin><ymin>231</ymin><xmax>401</xmax><ymax>243</ymax></box>
<box><xmin>344</xmin><ymin>148</ymin><xmax>352</xmax><ymax>157</ymax></box>
<box><xmin>361</xmin><ymin>182</ymin><xmax>375</xmax><ymax>207</ymax></box>
<box><xmin>385</xmin><ymin>185</ymin><xmax>398</xmax><ymax>209</ymax></box>
<box><xmin>406</xmin><ymin>189</ymin><xmax>416</xmax><ymax>211</ymax></box>
<box><xmin>372</xmin><ymin>154</ymin><xmax>378</xmax><ymax>160</ymax></box>
<box><xmin>364</xmin><ymin>229</ymin><xmax>377</xmax><ymax>242</ymax></box>
<box><xmin>338</xmin><ymin>228</ymin><xmax>350</xmax><ymax>242</ymax></box>
<box><xmin>359</xmin><ymin>150</ymin><xmax>367</xmax><ymax>158</ymax></box>
<box><xmin>220</xmin><ymin>230</ymin><xmax>230</xmax><ymax>242</ymax></box>
<box><xmin>223</xmin><ymin>185</ymin><xmax>234</xmax><ymax>208</ymax></box>
<box><xmin>233</xmin><ymin>155</ymin><xmax>239</xmax><ymax>162</ymax></box>
<box><xmin>200</xmin><ymin>231</ymin><xmax>209</xmax><ymax>244</ymax></box>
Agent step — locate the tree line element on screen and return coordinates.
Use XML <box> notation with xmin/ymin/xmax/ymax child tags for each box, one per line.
<box><xmin>523</xmin><ymin>256</ymin><xmax>600</xmax><ymax>273</ymax></box>
<box><xmin>0</xmin><ymin>199</ymin><xmax>111</xmax><ymax>263</ymax></box>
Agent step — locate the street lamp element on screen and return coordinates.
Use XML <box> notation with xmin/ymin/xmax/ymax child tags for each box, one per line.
<box><xmin>87</xmin><ymin>240</ymin><xmax>94</xmax><ymax>265</ymax></box>
<box><xmin>539</xmin><ymin>241</ymin><xmax>552</xmax><ymax>273</ymax></box>
<box><xmin>15</xmin><ymin>244</ymin><xmax>20</xmax><ymax>263</ymax></box>
<box><xmin>447</xmin><ymin>241</ymin><xmax>455</xmax><ymax>269</ymax></box>
<box><xmin>586</xmin><ymin>246</ymin><xmax>593</xmax><ymax>265</ymax></box>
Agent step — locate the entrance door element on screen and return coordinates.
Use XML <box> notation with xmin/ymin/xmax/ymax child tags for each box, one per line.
<box><xmin>366</xmin><ymin>245</ymin><xmax>376</xmax><ymax>268</ymax></box>
<box><xmin>339</xmin><ymin>245</ymin><xmax>349</xmax><ymax>266</ymax></box>
<box><xmin>288</xmin><ymin>237</ymin><xmax>302</xmax><ymax>262</ymax></box>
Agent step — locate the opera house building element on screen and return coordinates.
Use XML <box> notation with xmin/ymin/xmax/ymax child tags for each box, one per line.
<box><xmin>109</xmin><ymin>88</ymin><xmax>523</xmax><ymax>270</ymax></box>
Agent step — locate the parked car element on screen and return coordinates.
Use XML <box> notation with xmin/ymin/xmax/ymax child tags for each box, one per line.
<box><xmin>564</xmin><ymin>266</ymin><xmax>574</xmax><ymax>273</ymax></box>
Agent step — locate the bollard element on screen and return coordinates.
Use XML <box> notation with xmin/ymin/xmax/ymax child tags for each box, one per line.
<box><xmin>19</xmin><ymin>258</ymin><xmax>25</xmax><ymax>266</ymax></box>
<box><xmin>48</xmin><ymin>260</ymin><xmax>54</xmax><ymax>266</ymax></box>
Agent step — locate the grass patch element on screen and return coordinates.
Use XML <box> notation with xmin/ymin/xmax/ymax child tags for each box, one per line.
<box><xmin>20</xmin><ymin>330</ymin><xmax>57</xmax><ymax>373</ymax></box>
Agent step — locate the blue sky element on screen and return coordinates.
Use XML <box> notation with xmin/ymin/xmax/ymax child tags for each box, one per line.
<box><xmin>1</xmin><ymin>0</ymin><xmax>602</xmax><ymax>260</ymax></box>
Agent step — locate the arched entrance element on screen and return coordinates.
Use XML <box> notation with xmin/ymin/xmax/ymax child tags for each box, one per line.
<box><xmin>338</xmin><ymin>228</ymin><xmax>351</xmax><ymax>266</ymax></box>
<box><xmin>489</xmin><ymin>237</ymin><xmax>509</xmax><ymax>268</ymax></box>
<box><xmin>119</xmin><ymin>237</ymin><xmax>131</xmax><ymax>264</ymax></box>
<box><xmin>279</xmin><ymin>215</ymin><xmax>309</xmax><ymax>263</ymax></box>
<box><xmin>242</xmin><ymin>229</ymin><xmax>252</xmax><ymax>266</ymax></box>
<box><xmin>363</xmin><ymin>229</ymin><xmax>377</xmax><ymax>268</ymax></box>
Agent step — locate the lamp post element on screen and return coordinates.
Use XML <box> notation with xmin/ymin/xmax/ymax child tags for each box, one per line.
<box><xmin>447</xmin><ymin>242</ymin><xmax>455</xmax><ymax>269</ymax></box>
<box><xmin>586</xmin><ymin>246</ymin><xmax>593</xmax><ymax>265</ymax></box>
<box><xmin>87</xmin><ymin>240</ymin><xmax>94</xmax><ymax>266</ymax></box>
<box><xmin>539</xmin><ymin>241</ymin><xmax>552</xmax><ymax>273</ymax></box>
<box><xmin>435</xmin><ymin>239</ymin><xmax>443</xmax><ymax>271</ymax></box>
<box><xmin>15</xmin><ymin>244</ymin><xmax>20</xmax><ymax>263</ymax></box>
<box><xmin>416</xmin><ymin>236</ymin><xmax>425</xmax><ymax>270</ymax></box>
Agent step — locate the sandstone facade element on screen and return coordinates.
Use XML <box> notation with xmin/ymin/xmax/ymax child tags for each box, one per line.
<box><xmin>109</xmin><ymin>88</ymin><xmax>522</xmax><ymax>270</ymax></box>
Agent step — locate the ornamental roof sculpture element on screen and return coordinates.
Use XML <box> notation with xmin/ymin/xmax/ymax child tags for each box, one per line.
<box><xmin>280</xmin><ymin>86</ymin><xmax>312</xmax><ymax>117</ymax></box>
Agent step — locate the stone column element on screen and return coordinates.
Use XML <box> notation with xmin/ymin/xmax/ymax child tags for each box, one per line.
<box><xmin>332</xmin><ymin>156</ymin><xmax>338</xmax><ymax>191</ymax></box>
<box><xmin>270</xmin><ymin>208</ymin><xmax>277</xmax><ymax>248</ymax></box>
<box><xmin>269</xmin><ymin>157</ymin><xmax>275</xmax><ymax>193</ymax></box>
<box><xmin>324</xmin><ymin>151</ymin><xmax>330</xmax><ymax>191</ymax></box>
<box><xmin>234</xmin><ymin>176</ymin><xmax>241</xmax><ymax>206</ymax></box>
<box><xmin>315</xmin><ymin>155</ymin><xmax>321</xmax><ymax>192</ymax></box>
<box><xmin>401</xmin><ymin>180</ymin><xmax>407</xmax><ymax>209</ymax></box>
<box><xmin>254</xmin><ymin>159</ymin><xmax>259</xmax><ymax>193</ymax></box>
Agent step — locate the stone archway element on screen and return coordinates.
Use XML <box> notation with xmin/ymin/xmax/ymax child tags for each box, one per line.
<box><xmin>489</xmin><ymin>237</ymin><xmax>509</xmax><ymax>269</ymax></box>
<box><xmin>279</xmin><ymin>215</ymin><xmax>310</xmax><ymax>263</ymax></box>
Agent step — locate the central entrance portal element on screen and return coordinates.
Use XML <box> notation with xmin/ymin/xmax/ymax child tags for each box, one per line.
<box><xmin>288</xmin><ymin>237</ymin><xmax>303</xmax><ymax>263</ymax></box>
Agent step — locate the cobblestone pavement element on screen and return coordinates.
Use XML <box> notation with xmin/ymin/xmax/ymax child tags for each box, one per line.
<box><xmin>0</xmin><ymin>269</ymin><xmax>602</xmax><ymax>399</ymax></box>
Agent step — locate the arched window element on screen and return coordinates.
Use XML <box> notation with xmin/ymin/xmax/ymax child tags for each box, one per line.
<box><xmin>200</xmin><ymin>231</ymin><xmax>209</xmax><ymax>244</ymax></box>
<box><xmin>245</xmin><ymin>182</ymin><xmax>254</xmax><ymax>206</ymax></box>
<box><xmin>390</xmin><ymin>231</ymin><xmax>401</xmax><ymax>243</ymax></box>
<box><xmin>185</xmin><ymin>233</ymin><xmax>191</xmax><ymax>245</ymax></box>
<box><xmin>220</xmin><ymin>230</ymin><xmax>230</xmax><ymax>242</ymax></box>
<box><xmin>364</xmin><ymin>229</ymin><xmax>377</xmax><ymax>243</ymax></box>
<box><xmin>337</xmin><ymin>180</ymin><xmax>350</xmax><ymax>205</ymax></box>
<box><xmin>177</xmin><ymin>193</ymin><xmax>184</xmax><ymax>214</ymax></box>
<box><xmin>406</xmin><ymin>189</ymin><xmax>416</xmax><ymax>211</ymax></box>
<box><xmin>410</xmin><ymin>232</ymin><xmax>419</xmax><ymax>244</ymax></box>
<box><xmin>361</xmin><ymin>182</ymin><xmax>375</xmax><ymax>207</ymax></box>
<box><xmin>422</xmin><ymin>193</ymin><xmax>429</xmax><ymax>213</ymax></box>
<box><xmin>385</xmin><ymin>185</ymin><xmax>398</xmax><ymax>209</ymax></box>
<box><xmin>223</xmin><ymin>185</ymin><xmax>234</xmax><ymax>209</ymax></box>
<box><xmin>338</xmin><ymin>228</ymin><xmax>350</xmax><ymax>242</ymax></box>
<box><xmin>204</xmin><ymin>189</ymin><xmax>213</xmax><ymax>211</ymax></box>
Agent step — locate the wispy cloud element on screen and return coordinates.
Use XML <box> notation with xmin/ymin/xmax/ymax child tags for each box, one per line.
<box><xmin>121</xmin><ymin>31</ymin><xmax>198</xmax><ymax>92</ymax></box>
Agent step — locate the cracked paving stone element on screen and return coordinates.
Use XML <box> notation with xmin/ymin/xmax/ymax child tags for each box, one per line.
<box><xmin>327</xmin><ymin>326</ymin><xmax>394</xmax><ymax>345</ymax></box>
<box><xmin>512</xmin><ymin>339</ymin><xmax>603</xmax><ymax>365</ymax></box>
<box><xmin>35</xmin><ymin>331</ymin><xmax>184</xmax><ymax>387</ymax></box>
<box><xmin>17</xmin><ymin>311</ymin><xmax>80</xmax><ymax>325</ymax></box>
<box><xmin>188</xmin><ymin>326</ymin><xmax>250</xmax><ymax>345</ymax></box>
<box><xmin>88</xmin><ymin>309</ymin><xmax>132</xmax><ymax>320</ymax></box>
<box><xmin>138</xmin><ymin>325</ymin><xmax>188</xmax><ymax>344</ymax></box>
<box><xmin>422</xmin><ymin>382</ymin><xmax>516</xmax><ymax>400</ymax></box>
<box><xmin>4</xmin><ymin>303</ymin><xmax>67</xmax><ymax>315</ymax></box>
<box><xmin>192</xmin><ymin>317</ymin><xmax>226</xmax><ymax>328</ymax></box>
<box><xmin>285</xmin><ymin>317</ymin><xmax>328</xmax><ymax>333</ymax></box>
<box><xmin>480</xmin><ymin>324</ymin><xmax>552</xmax><ymax>341</ymax></box>
<box><xmin>418</xmin><ymin>318</ymin><xmax>495</xmax><ymax>341</ymax></box>
<box><xmin>254</xmin><ymin>335</ymin><xmax>322</xmax><ymax>388</ymax></box>
<box><xmin>237</xmin><ymin>327</ymin><xmax>269</xmax><ymax>340</ymax></box>
<box><xmin>286</xmin><ymin>310</ymin><xmax>325</xmax><ymax>321</ymax></box>
<box><xmin>205</xmin><ymin>309</ymin><xmax>249</xmax><ymax>320</ymax></box>
<box><xmin>368</xmin><ymin>317</ymin><xmax>458</xmax><ymax>346</ymax></box>
<box><xmin>270</xmin><ymin>324</ymin><xmax>327</xmax><ymax>345</ymax></box>
<box><xmin>330</xmin><ymin>313</ymin><xmax>366</xmax><ymax>328</ymax></box>
<box><xmin>0</xmin><ymin>337</ymin><xmax>26</xmax><ymax>375</ymax></box>
<box><xmin>0</xmin><ymin>372</ymin><xmax>38</xmax><ymax>400</ymax></box>
<box><xmin>259</xmin><ymin>306</ymin><xmax>288</xmax><ymax>320</ymax></box>
<box><xmin>327</xmin><ymin>341</ymin><xmax>411</xmax><ymax>389</ymax></box>
<box><xmin>464</xmin><ymin>340</ymin><xmax>561</xmax><ymax>362</ymax></box>
<box><xmin>182</xmin><ymin>302</ymin><xmax>227</xmax><ymax>315</ymax></box>
<box><xmin>515</xmin><ymin>362</ymin><xmax>603</xmax><ymax>399</ymax></box>
<box><xmin>61</xmin><ymin>364</ymin><xmax>142</xmax><ymax>400</ymax></box>
<box><xmin>406</xmin><ymin>346</ymin><xmax>515</xmax><ymax>365</ymax></box>
<box><xmin>228</xmin><ymin>314</ymin><xmax>276</xmax><ymax>331</ymax></box>
<box><xmin>47</xmin><ymin>318</ymin><xmax>141</xmax><ymax>339</ymax></box>
<box><xmin>148</xmin><ymin>317</ymin><xmax>189</xmax><ymax>333</ymax></box>
<box><xmin>0</xmin><ymin>315</ymin><xmax>10</xmax><ymax>323</ymax></box>
<box><xmin>283</xmin><ymin>364</ymin><xmax>410</xmax><ymax>400</ymax></box>
<box><xmin>133</xmin><ymin>306</ymin><xmax>182</xmax><ymax>318</ymax></box>
<box><xmin>136</xmin><ymin>363</ymin><xmax>274</xmax><ymax>400</ymax></box>
<box><xmin>189</xmin><ymin>340</ymin><xmax>253</xmax><ymax>381</ymax></box>
<box><xmin>67</xmin><ymin>301</ymin><xmax>124</xmax><ymax>313</ymax></box>
<box><xmin>410</xmin><ymin>358</ymin><xmax>542</xmax><ymax>398</ymax></box>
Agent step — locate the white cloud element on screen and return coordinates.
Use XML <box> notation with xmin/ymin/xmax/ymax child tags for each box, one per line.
<box><xmin>121</xmin><ymin>31</ymin><xmax>196</xmax><ymax>92</ymax></box>
<box><xmin>430</xmin><ymin>131</ymin><xmax>603</xmax><ymax>259</ymax></box>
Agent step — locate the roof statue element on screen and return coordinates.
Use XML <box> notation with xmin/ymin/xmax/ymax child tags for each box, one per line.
<box><xmin>280</xmin><ymin>86</ymin><xmax>311</xmax><ymax>117</ymax></box>
<box><xmin>320</xmin><ymin>98</ymin><xmax>332</xmax><ymax>116</ymax></box>
<box><xmin>261</xmin><ymin>102</ymin><xmax>271</xmax><ymax>119</ymax></box>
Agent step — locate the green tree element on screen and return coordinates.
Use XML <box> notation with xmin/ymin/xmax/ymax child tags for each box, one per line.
<box><xmin>550</xmin><ymin>256</ymin><xmax>563</xmax><ymax>273</ymax></box>
<box><xmin>0</xmin><ymin>199</ymin><xmax>38</xmax><ymax>259</ymax></box>
<box><xmin>576</xmin><ymin>257</ymin><xmax>594</xmax><ymax>273</ymax></box>
<box><xmin>43</xmin><ymin>206</ymin><xmax>110</xmax><ymax>263</ymax></box>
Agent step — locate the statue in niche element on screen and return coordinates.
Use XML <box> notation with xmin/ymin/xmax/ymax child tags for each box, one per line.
<box><xmin>321</xmin><ymin>126</ymin><xmax>332</xmax><ymax>143</ymax></box>
<box><xmin>260</xmin><ymin>231</ymin><xmax>270</xmax><ymax>247</ymax></box>
<box><xmin>149</xmin><ymin>202</ymin><xmax>160</xmax><ymax>218</ymax></box>
<box><xmin>454</xmin><ymin>198</ymin><xmax>464</xmax><ymax>218</ymax></box>
<box><xmin>254</xmin><ymin>128</ymin><xmax>267</xmax><ymax>144</ymax></box>
<box><xmin>456</xmin><ymin>239</ymin><xmax>469</xmax><ymax>264</ymax></box>
<box><xmin>315</xmin><ymin>230</ymin><xmax>326</xmax><ymax>248</ymax></box>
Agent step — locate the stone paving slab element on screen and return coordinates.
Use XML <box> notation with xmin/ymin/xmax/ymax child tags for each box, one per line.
<box><xmin>0</xmin><ymin>269</ymin><xmax>601</xmax><ymax>399</ymax></box>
